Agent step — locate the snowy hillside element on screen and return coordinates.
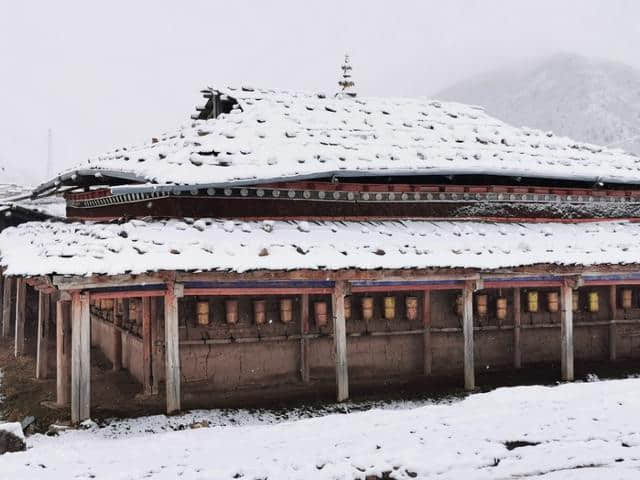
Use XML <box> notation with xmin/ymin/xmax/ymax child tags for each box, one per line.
<box><xmin>437</xmin><ymin>54</ymin><xmax>640</xmax><ymax>156</ymax></box>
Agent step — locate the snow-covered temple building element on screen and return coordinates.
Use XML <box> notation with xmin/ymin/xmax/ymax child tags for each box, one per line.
<box><xmin>3</xmin><ymin>86</ymin><xmax>640</xmax><ymax>423</ymax></box>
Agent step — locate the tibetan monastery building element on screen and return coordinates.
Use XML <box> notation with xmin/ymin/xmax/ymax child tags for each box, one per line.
<box><xmin>3</xmin><ymin>86</ymin><xmax>640</xmax><ymax>423</ymax></box>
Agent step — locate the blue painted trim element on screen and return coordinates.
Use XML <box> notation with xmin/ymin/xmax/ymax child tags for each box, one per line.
<box><xmin>90</xmin><ymin>284</ymin><xmax>166</xmax><ymax>294</ymax></box>
<box><xmin>351</xmin><ymin>280</ymin><xmax>464</xmax><ymax>287</ymax></box>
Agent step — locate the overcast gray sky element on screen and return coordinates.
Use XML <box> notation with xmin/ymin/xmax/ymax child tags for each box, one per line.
<box><xmin>1</xmin><ymin>0</ymin><xmax>639</xmax><ymax>185</ymax></box>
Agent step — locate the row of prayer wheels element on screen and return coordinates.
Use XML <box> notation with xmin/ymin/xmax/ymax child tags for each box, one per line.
<box><xmin>455</xmin><ymin>288</ymin><xmax>639</xmax><ymax>318</ymax></box>
<box><xmin>194</xmin><ymin>296</ymin><xmax>421</xmax><ymax>326</ymax></box>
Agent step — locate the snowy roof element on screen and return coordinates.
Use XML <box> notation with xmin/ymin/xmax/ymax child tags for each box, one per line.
<box><xmin>0</xmin><ymin>183</ymin><xmax>65</xmax><ymax>220</ymax></box>
<box><xmin>1</xmin><ymin>217</ymin><xmax>640</xmax><ymax>277</ymax></box>
<box><xmin>35</xmin><ymin>86</ymin><xmax>640</xmax><ymax>196</ymax></box>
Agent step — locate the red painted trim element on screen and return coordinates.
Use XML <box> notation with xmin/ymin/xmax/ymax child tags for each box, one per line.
<box><xmin>583</xmin><ymin>279</ymin><xmax>640</xmax><ymax>286</ymax></box>
<box><xmin>483</xmin><ymin>281</ymin><xmax>563</xmax><ymax>289</ymax></box>
<box><xmin>184</xmin><ymin>287</ymin><xmax>333</xmax><ymax>296</ymax></box>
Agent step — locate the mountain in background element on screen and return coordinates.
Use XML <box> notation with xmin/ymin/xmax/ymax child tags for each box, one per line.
<box><xmin>436</xmin><ymin>53</ymin><xmax>640</xmax><ymax>155</ymax></box>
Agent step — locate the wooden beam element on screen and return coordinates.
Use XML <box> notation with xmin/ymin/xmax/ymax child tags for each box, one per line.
<box><xmin>151</xmin><ymin>297</ymin><xmax>162</xmax><ymax>395</ymax></box>
<box><xmin>463</xmin><ymin>281</ymin><xmax>475</xmax><ymax>391</ymax></box>
<box><xmin>300</xmin><ymin>293</ymin><xmax>310</xmax><ymax>383</ymax></box>
<box><xmin>71</xmin><ymin>292</ymin><xmax>91</xmax><ymax>424</ymax></box>
<box><xmin>142</xmin><ymin>297</ymin><xmax>152</xmax><ymax>395</ymax></box>
<box><xmin>513</xmin><ymin>288</ymin><xmax>522</xmax><ymax>369</ymax></box>
<box><xmin>56</xmin><ymin>300</ymin><xmax>71</xmax><ymax>406</ymax></box>
<box><xmin>332</xmin><ymin>280</ymin><xmax>348</xmax><ymax>402</ymax></box>
<box><xmin>113</xmin><ymin>299</ymin><xmax>124</xmax><ymax>371</ymax></box>
<box><xmin>36</xmin><ymin>292</ymin><xmax>50</xmax><ymax>379</ymax></box>
<box><xmin>14</xmin><ymin>278</ymin><xmax>26</xmax><ymax>357</ymax></box>
<box><xmin>561</xmin><ymin>283</ymin><xmax>574</xmax><ymax>382</ymax></box>
<box><xmin>2</xmin><ymin>276</ymin><xmax>12</xmax><ymax>338</ymax></box>
<box><xmin>423</xmin><ymin>290</ymin><xmax>432</xmax><ymax>376</ymax></box>
<box><xmin>164</xmin><ymin>283</ymin><xmax>182</xmax><ymax>414</ymax></box>
<box><xmin>609</xmin><ymin>285</ymin><xmax>617</xmax><ymax>362</ymax></box>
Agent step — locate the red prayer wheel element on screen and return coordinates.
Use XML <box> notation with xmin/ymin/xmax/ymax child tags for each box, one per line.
<box><xmin>314</xmin><ymin>301</ymin><xmax>328</xmax><ymax>327</ymax></box>
<box><xmin>253</xmin><ymin>300</ymin><xmax>266</xmax><ymax>325</ymax></box>
<box><xmin>405</xmin><ymin>296</ymin><xmax>418</xmax><ymax>321</ymax></box>
<box><xmin>225</xmin><ymin>300</ymin><xmax>238</xmax><ymax>325</ymax></box>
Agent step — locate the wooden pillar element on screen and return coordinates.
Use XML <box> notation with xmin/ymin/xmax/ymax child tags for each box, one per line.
<box><xmin>423</xmin><ymin>290</ymin><xmax>432</xmax><ymax>376</ymax></box>
<box><xmin>112</xmin><ymin>299</ymin><xmax>124</xmax><ymax>371</ymax></box>
<box><xmin>164</xmin><ymin>283</ymin><xmax>182</xmax><ymax>414</ymax></box>
<box><xmin>142</xmin><ymin>297</ymin><xmax>153</xmax><ymax>395</ymax></box>
<box><xmin>56</xmin><ymin>299</ymin><xmax>71</xmax><ymax>406</ymax></box>
<box><xmin>1</xmin><ymin>276</ymin><xmax>12</xmax><ymax>338</ymax></box>
<box><xmin>561</xmin><ymin>283</ymin><xmax>574</xmax><ymax>382</ymax></box>
<box><xmin>609</xmin><ymin>285</ymin><xmax>617</xmax><ymax>362</ymax></box>
<box><xmin>332</xmin><ymin>280</ymin><xmax>348</xmax><ymax>402</ymax></box>
<box><xmin>463</xmin><ymin>281</ymin><xmax>475</xmax><ymax>391</ymax></box>
<box><xmin>513</xmin><ymin>287</ymin><xmax>522</xmax><ymax>369</ymax></box>
<box><xmin>36</xmin><ymin>291</ymin><xmax>51</xmax><ymax>379</ymax></box>
<box><xmin>300</xmin><ymin>293</ymin><xmax>310</xmax><ymax>383</ymax></box>
<box><xmin>71</xmin><ymin>292</ymin><xmax>91</xmax><ymax>424</ymax></box>
<box><xmin>14</xmin><ymin>278</ymin><xmax>26</xmax><ymax>357</ymax></box>
<box><xmin>151</xmin><ymin>297</ymin><xmax>162</xmax><ymax>395</ymax></box>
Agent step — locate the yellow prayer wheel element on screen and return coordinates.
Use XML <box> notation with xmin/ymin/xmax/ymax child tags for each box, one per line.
<box><xmin>496</xmin><ymin>298</ymin><xmax>507</xmax><ymax>321</ymax></box>
<box><xmin>280</xmin><ymin>298</ymin><xmax>293</xmax><ymax>323</ymax></box>
<box><xmin>527</xmin><ymin>291</ymin><xmax>538</xmax><ymax>313</ymax></box>
<box><xmin>253</xmin><ymin>300</ymin><xmax>266</xmax><ymax>325</ymax></box>
<box><xmin>225</xmin><ymin>300</ymin><xmax>238</xmax><ymax>325</ymax></box>
<box><xmin>622</xmin><ymin>289</ymin><xmax>632</xmax><ymax>310</ymax></box>
<box><xmin>572</xmin><ymin>291</ymin><xmax>579</xmax><ymax>312</ymax></box>
<box><xmin>383</xmin><ymin>296</ymin><xmax>396</xmax><ymax>320</ymax></box>
<box><xmin>344</xmin><ymin>296</ymin><xmax>352</xmax><ymax>320</ymax></box>
<box><xmin>454</xmin><ymin>295</ymin><xmax>463</xmax><ymax>316</ymax></box>
<box><xmin>196</xmin><ymin>301</ymin><xmax>210</xmax><ymax>325</ymax></box>
<box><xmin>588</xmin><ymin>292</ymin><xmax>599</xmax><ymax>312</ymax></box>
<box><xmin>314</xmin><ymin>301</ymin><xmax>328</xmax><ymax>327</ymax></box>
<box><xmin>405</xmin><ymin>296</ymin><xmax>418</xmax><ymax>321</ymax></box>
<box><xmin>547</xmin><ymin>292</ymin><xmax>559</xmax><ymax>313</ymax></box>
<box><xmin>476</xmin><ymin>294</ymin><xmax>488</xmax><ymax>317</ymax></box>
<box><xmin>362</xmin><ymin>297</ymin><xmax>374</xmax><ymax>321</ymax></box>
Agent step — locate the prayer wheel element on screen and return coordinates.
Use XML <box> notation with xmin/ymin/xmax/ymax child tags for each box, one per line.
<box><xmin>196</xmin><ymin>301</ymin><xmax>210</xmax><ymax>325</ymax></box>
<box><xmin>588</xmin><ymin>292</ymin><xmax>599</xmax><ymax>312</ymax></box>
<box><xmin>314</xmin><ymin>301</ymin><xmax>328</xmax><ymax>327</ymax></box>
<box><xmin>103</xmin><ymin>299</ymin><xmax>114</xmax><ymax>310</ymax></box>
<box><xmin>547</xmin><ymin>292</ymin><xmax>559</xmax><ymax>313</ymax></box>
<box><xmin>129</xmin><ymin>300</ymin><xmax>138</xmax><ymax>321</ymax></box>
<box><xmin>572</xmin><ymin>291</ymin><xmax>579</xmax><ymax>312</ymax></box>
<box><xmin>225</xmin><ymin>300</ymin><xmax>238</xmax><ymax>325</ymax></box>
<box><xmin>622</xmin><ymin>289</ymin><xmax>633</xmax><ymax>310</ymax></box>
<box><xmin>280</xmin><ymin>298</ymin><xmax>293</xmax><ymax>323</ymax></box>
<box><xmin>476</xmin><ymin>294</ymin><xmax>488</xmax><ymax>317</ymax></box>
<box><xmin>496</xmin><ymin>298</ymin><xmax>507</xmax><ymax>321</ymax></box>
<box><xmin>362</xmin><ymin>297</ymin><xmax>374</xmax><ymax>321</ymax></box>
<box><xmin>383</xmin><ymin>296</ymin><xmax>396</xmax><ymax>320</ymax></box>
<box><xmin>344</xmin><ymin>296</ymin><xmax>352</xmax><ymax>320</ymax></box>
<box><xmin>527</xmin><ymin>291</ymin><xmax>538</xmax><ymax>313</ymax></box>
<box><xmin>405</xmin><ymin>296</ymin><xmax>418</xmax><ymax>321</ymax></box>
<box><xmin>253</xmin><ymin>300</ymin><xmax>266</xmax><ymax>325</ymax></box>
<box><xmin>454</xmin><ymin>295</ymin><xmax>463</xmax><ymax>316</ymax></box>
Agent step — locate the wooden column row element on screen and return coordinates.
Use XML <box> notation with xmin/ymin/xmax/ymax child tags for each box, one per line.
<box><xmin>36</xmin><ymin>292</ymin><xmax>51</xmax><ymax>379</ymax></box>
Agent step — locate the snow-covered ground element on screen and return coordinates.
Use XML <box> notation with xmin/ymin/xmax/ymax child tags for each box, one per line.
<box><xmin>2</xmin><ymin>379</ymin><xmax>640</xmax><ymax>479</ymax></box>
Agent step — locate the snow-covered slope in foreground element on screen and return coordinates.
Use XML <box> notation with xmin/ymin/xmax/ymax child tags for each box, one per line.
<box><xmin>4</xmin><ymin>380</ymin><xmax>640</xmax><ymax>479</ymax></box>
<box><xmin>437</xmin><ymin>53</ymin><xmax>640</xmax><ymax>155</ymax></box>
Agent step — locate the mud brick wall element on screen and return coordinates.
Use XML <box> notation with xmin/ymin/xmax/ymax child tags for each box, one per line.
<box><xmin>91</xmin><ymin>316</ymin><xmax>144</xmax><ymax>384</ymax></box>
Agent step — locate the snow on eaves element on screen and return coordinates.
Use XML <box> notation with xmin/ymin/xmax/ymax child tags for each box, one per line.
<box><xmin>37</xmin><ymin>86</ymin><xmax>640</xmax><ymax>194</ymax></box>
<box><xmin>1</xmin><ymin>218</ymin><xmax>639</xmax><ymax>277</ymax></box>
